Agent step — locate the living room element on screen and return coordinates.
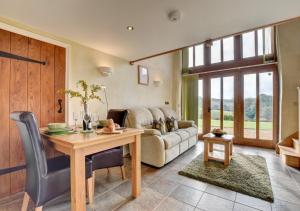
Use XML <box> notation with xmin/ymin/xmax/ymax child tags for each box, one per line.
<box><xmin>0</xmin><ymin>1</ymin><xmax>300</xmax><ymax>211</ymax></box>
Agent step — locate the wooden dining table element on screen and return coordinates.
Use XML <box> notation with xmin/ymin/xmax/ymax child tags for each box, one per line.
<box><xmin>40</xmin><ymin>128</ymin><xmax>143</xmax><ymax>211</ymax></box>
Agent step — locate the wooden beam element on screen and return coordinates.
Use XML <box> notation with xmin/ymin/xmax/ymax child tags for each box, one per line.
<box><xmin>129</xmin><ymin>16</ymin><xmax>300</xmax><ymax>65</ymax></box>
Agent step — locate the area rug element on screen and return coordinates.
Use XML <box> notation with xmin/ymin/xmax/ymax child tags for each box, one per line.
<box><xmin>178</xmin><ymin>153</ymin><xmax>274</xmax><ymax>202</ymax></box>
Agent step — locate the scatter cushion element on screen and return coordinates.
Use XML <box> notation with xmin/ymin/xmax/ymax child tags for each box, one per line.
<box><xmin>165</xmin><ymin>117</ymin><xmax>179</xmax><ymax>132</ymax></box>
<box><xmin>152</xmin><ymin>118</ymin><xmax>167</xmax><ymax>134</ymax></box>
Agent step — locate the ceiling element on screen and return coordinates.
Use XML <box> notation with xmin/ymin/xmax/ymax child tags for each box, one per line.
<box><xmin>1</xmin><ymin>0</ymin><xmax>300</xmax><ymax>61</ymax></box>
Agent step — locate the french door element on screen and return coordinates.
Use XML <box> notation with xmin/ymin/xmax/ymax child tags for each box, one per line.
<box><xmin>198</xmin><ymin>64</ymin><xmax>278</xmax><ymax>148</ymax></box>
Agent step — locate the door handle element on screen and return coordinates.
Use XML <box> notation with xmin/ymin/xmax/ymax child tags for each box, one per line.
<box><xmin>57</xmin><ymin>99</ymin><xmax>63</xmax><ymax>113</ymax></box>
<box><xmin>208</xmin><ymin>107</ymin><xmax>211</xmax><ymax>113</ymax></box>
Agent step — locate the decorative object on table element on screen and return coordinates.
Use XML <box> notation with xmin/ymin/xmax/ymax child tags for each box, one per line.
<box><xmin>179</xmin><ymin>153</ymin><xmax>274</xmax><ymax>202</ymax></box>
<box><xmin>212</xmin><ymin>128</ymin><xmax>226</xmax><ymax>137</ymax></box>
<box><xmin>73</xmin><ymin>112</ymin><xmax>79</xmax><ymax>130</ymax></box>
<box><xmin>62</xmin><ymin>80</ymin><xmax>104</xmax><ymax>132</ymax></box>
<box><xmin>46</xmin><ymin>123</ymin><xmax>76</xmax><ymax>135</ymax></box>
<box><xmin>98</xmin><ymin>119</ymin><xmax>123</xmax><ymax>134</ymax></box>
<box><xmin>138</xmin><ymin>65</ymin><xmax>149</xmax><ymax>85</ymax></box>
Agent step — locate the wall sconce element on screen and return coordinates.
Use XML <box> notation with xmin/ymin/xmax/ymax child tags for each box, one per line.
<box><xmin>98</xmin><ymin>66</ymin><xmax>113</xmax><ymax>77</ymax></box>
<box><xmin>153</xmin><ymin>79</ymin><xmax>162</xmax><ymax>87</ymax></box>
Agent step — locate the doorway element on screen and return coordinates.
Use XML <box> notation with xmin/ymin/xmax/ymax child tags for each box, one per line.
<box><xmin>198</xmin><ymin>64</ymin><xmax>278</xmax><ymax>148</ymax></box>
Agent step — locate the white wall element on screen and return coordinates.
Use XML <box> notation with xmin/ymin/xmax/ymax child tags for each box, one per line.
<box><xmin>69</xmin><ymin>43</ymin><xmax>177</xmax><ymax>122</ymax></box>
<box><xmin>277</xmin><ymin>19</ymin><xmax>300</xmax><ymax>140</ymax></box>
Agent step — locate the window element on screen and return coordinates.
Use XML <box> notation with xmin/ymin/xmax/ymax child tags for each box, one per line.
<box><xmin>242</xmin><ymin>31</ymin><xmax>255</xmax><ymax>58</ymax></box>
<box><xmin>257</xmin><ymin>29</ymin><xmax>264</xmax><ymax>56</ymax></box>
<box><xmin>195</xmin><ymin>44</ymin><xmax>204</xmax><ymax>66</ymax></box>
<box><xmin>223</xmin><ymin>36</ymin><xmax>234</xmax><ymax>62</ymax></box>
<box><xmin>188</xmin><ymin>47</ymin><xmax>194</xmax><ymax>68</ymax></box>
<box><xmin>211</xmin><ymin>40</ymin><xmax>221</xmax><ymax>64</ymax></box>
<box><xmin>264</xmin><ymin>27</ymin><xmax>272</xmax><ymax>55</ymax></box>
<box><xmin>185</xmin><ymin>26</ymin><xmax>274</xmax><ymax>70</ymax></box>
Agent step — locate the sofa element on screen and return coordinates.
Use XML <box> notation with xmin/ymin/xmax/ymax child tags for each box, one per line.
<box><xmin>126</xmin><ymin>107</ymin><xmax>198</xmax><ymax>167</ymax></box>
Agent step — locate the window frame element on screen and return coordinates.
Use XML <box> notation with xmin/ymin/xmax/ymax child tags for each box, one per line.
<box><xmin>186</xmin><ymin>26</ymin><xmax>276</xmax><ymax>74</ymax></box>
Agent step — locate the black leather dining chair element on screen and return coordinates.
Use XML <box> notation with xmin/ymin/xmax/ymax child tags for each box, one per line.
<box><xmin>10</xmin><ymin>112</ymin><xmax>93</xmax><ymax>211</ymax></box>
<box><xmin>86</xmin><ymin>109</ymin><xmax>128</xmax><ymax>204</ymax></box>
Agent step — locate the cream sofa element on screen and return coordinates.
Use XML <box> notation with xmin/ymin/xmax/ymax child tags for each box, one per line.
<box><xmin>126</xmin><ymin>107</ymin><xmax>198</xmax><ymax>167</ymax></box>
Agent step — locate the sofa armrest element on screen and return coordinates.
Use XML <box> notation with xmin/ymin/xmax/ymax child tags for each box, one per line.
<box><xmin>178</xmin><ymin>120</ymin><xmax>196</xmax><ymax>129</ymax></box>
<box><xmin>142</xmin><ymin>129</ymin><xmax>161</xmax><ymax>136</ymax></box>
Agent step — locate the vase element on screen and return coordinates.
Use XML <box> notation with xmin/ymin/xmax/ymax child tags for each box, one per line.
<box><xmin>82</xmin><ymin>103</ymin><xmax>92</xmax><ymax>131</ymax></box>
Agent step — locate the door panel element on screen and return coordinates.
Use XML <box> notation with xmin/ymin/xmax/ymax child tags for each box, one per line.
<box><xmin>243</xmin><ymin>74</ymin><xmax>257</xmax><ymax>139</ymax></box>
<box><xmin>200</xmin><ymin>64</ymin><xmax>278</xmax><ymax>148</ymax></box>
<box><xmin>0</xmin><ymin>29</ymin><xmax>66</xmax><ymax>197</ymax></box>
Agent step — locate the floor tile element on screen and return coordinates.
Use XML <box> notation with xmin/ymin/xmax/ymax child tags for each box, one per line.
<box><xmin>92</xmin><ymin>191</ymin><xmax>125</xmax><ymax>210</ymax></box>
<box><xmin>271</xmin><ymin>198</ymin><xmax>300</xmax><ymax>211</ymax></box>
<box><xmin>235</xmin><ymin>193</ymin><xmax>271</xmax><ymax>211</ymax></box>
<box><xmin>155</xmin><ymin>197</ymin><xmax>194</xmax><ymax>211</ymax></box>
<box><xmin>233</xmin><ymin>203</ymin><xmax>259</xmax><ymax>211</ymax></box>
<box><xmin>150</xmin><ymin>178</ymin><xmax>179</xmax><ymax>195</ymax></box>
<box><xmin>178</xmin><ymin>175</ymin><xmax>208</xmax><ymax>191</ymax></box>
<box><xmin>205</xmin><ymin>184</ymin><xmax>236</xmax><ymax>201</ymax></box>
<box><xmin>169</xmin><ymin>185</ymin><xmax>203</xmax><ymax>206</ymax></box>
<box><xmin>273</xmin><ymin>186</ymin><xmax>300</xmax><ymax>205</ymax></box>
<box><xmin>197</xmin><ymin>193</ymin><xmax>234</xmax><ymax>211</ymax></box>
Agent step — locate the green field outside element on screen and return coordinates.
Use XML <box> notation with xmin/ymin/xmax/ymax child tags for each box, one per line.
<box><xmin>198</xmin><ymin>119</ymin><xmax>272</xmax><ymax>130</ymax></box>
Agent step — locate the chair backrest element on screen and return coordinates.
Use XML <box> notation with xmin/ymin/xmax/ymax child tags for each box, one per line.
<box><xmin>107</xmin><ymin>109</ymin><xmax>128</xmax><ymax>127</ymax></box>
<box><xmin>10</xmin><ymin>112</ymin><xmax>48</xmax><ymax>192</ymax></box>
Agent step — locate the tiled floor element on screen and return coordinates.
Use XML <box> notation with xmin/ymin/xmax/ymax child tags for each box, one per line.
<box><xmin>1</xmin><ymin>141</ymin><xmax>300</xmax><ymax>211</ymax></box>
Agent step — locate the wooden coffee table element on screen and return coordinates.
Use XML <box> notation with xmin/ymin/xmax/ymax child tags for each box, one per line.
<box><xmin>203</xmin><ymin>133</ymin><xmax>234</xmax><ymax>165</ymax></box>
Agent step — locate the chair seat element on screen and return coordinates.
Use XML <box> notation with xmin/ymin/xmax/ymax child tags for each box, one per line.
<box><xmin>87</xmin><ymin>147</ymin><xmax>123</xmax><ymax>170</ymax></box>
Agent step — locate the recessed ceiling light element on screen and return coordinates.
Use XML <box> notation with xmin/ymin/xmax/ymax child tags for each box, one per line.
<box><xmin>126</xmin><ymin>26</ymin><xmax>134</xmax><ymax>31</ymax></box>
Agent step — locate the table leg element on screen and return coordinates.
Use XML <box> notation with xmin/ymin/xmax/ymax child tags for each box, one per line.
<box><xmin>224</xmin><ymin>143</ymin><xmax>230</xmax><ymax>165</ymax></box>
<box><xmin>209</xmin><ymin>142</ymin><xmax>213</xmax><ymax>152</ymax></box>
<box><xmin>229</xmin><ymin>142</ymin><xmax>233</xmax><ymax>156</ymax></box>
<box><xmin>204</xmin><ymin>140</ymin><xmax>209</xmax><ymax>162</ymax></box>
<box><xmin>70</xmin><ymin>149</ymin><xmax>86</xmax><ymax>211</ymax></box>
<box><xmin>131</xmin><ymin>134</ymin><xmax>141</xmax><ymax>197</ymax></box>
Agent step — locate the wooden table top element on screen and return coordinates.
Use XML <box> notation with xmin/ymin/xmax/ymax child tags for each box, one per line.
<box><xmin>203</xmin><ymin>133</ymin><xmax>234</xmax><ymax>142</ymax></box>
<box><xmin>40</xmin><ymin>128</ymin><xmax>144</xmax><ymax>149</ymax></box>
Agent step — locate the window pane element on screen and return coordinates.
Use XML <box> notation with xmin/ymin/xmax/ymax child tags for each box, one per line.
<box><xmin>198</xmin><ymin>80</ymin><xmax>203</xmax><ymax>133</ymax></box>
<box><xmin>211</xmin><ymin>78</ymin><xmax>221</xmax><ymax>129</ymax></box>
<box><xmin>259</xmin><ymin>72</ymin><xmax>273</xmax><ymax>140</ymax></box>
<box><xmin>211</xmin><ymin>40</ymin><xmax>221</xmax><ymax>64</ymax></box>
<box><xmin>195</xmin><ymin>44</ymin><xmax>204</xmax><ymax>66</ymax></box>
<box><xmin>242</xmin><ymin>31</ymin><xmax>255</xmax><ymax>58</ymax></box>
<box><xmin>188</xmin><ymin>47</ymin><xmax>194</xmax><ymax>68</ymax></box>
<box><xmin>223</xmin><ymin>76</ymin><xmax>234</xmax><ymax>135</ymax></box>
<box><xmin>257</xmin><ymin>29</ymin><xmax>264</xmax><ymax>56</ymax></box>
<box><xmin>264</xmin><ymin>27</ymin><xmax>272</xmax><ymax>55</ymax></box>
<box><xmin>223</xmin><ymin>37</ymin><xmax>234</xmax><ymax>61</ymax></box>
<box><xmin>244</xmin><ymin>74</ymin><xmax>256</xmax><ymax>138</ymax></box>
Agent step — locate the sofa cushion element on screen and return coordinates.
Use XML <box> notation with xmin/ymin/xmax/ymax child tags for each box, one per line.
<box><xmin>162</xmin><ymin>133</ymin><xmax>181</xmax><ymax>149</ymax></box>
<box><xmin>165</xmin><ymin>117</ymin><xmax>179</xmax><ymax>132</ymax></box>
<box><xmin>175</xmin><ymin>129</ymin><xmax>190</xmax><ymax>141</ymax></box>
<box><xmin>149</xmin><ymin>107</ymin><xmax>165</xmax><ymax>121</ymax></box>
<box><xmin>153</xmin><ymin>118</ymin><xmax>167</xmax><ymax>134</ymax></box>
<box><xmin>160</xmin><ymin>107</ymin><xmax>178</xmax><ymax>120</ymax></box>
<box><xmin>184</xmin><ymin>127</ymin><xmax>198</xmax><ymax>136</ymax></box>
<box><xmin>126</xmin><ymin>107</ymin><xmax>153</xmax><ymax>129</ymax></box>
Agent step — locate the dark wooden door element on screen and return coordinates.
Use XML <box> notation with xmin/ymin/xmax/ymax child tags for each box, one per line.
<box><xmin>0</xmin><ymin>28</ymin><xmax>66</xmax><ymax>197</ymax></box>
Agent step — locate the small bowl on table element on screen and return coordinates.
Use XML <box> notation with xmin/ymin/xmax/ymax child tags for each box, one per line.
<box><xmin>47</xmin><ymin>123</ymin><xmax>67</xmax><ymax>130</ymax></box>
<box><xmin>212</xmin><ymin>128</ymin><xmax>226</xmax><ymax>137</ymax></box>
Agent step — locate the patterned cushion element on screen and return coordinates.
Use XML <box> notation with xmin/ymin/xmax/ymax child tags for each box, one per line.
<box><xmin>153</xmin><ymin>118</ymin><xmax>167</xmax><ymax>134</ymax></box>
<box><xmin>165</xmin><ymin>117</ymin><xmax>179</xmax><ymax>132</ymax></box>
